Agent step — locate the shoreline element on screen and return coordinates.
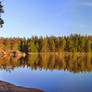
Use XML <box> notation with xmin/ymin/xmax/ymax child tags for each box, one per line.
<box><xmin>0</xmin><ymin>81</ymin><xmax>44</xmax><ymax>92</ymax></box>
<box><xmin>28</xmin><ymin>52</ymin><xmax>92</xmax><ymax>55</ymax></box>
<box><xmin>0</xmin><ymin>50</ymin><xmax>92</xmax><ymax>57</ymax></box>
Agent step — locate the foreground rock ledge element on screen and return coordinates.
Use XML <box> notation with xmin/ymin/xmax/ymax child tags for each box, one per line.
<box><xmin>0</xmin><ymin>81</ymin><xmax>44</xmax><ymax>92</ymax></box>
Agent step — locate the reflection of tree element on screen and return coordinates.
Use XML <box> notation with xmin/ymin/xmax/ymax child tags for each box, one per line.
<box><xmin>1</xmin><ymin>54</ymin><xmax>92</xmax><ymax>73</ymax></box>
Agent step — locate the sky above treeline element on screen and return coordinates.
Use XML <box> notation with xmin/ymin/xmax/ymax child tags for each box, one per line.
<box><xmin>0</xmin><ymin>0</ymin><xmax>92</xmax><ymax>37</ymax></box>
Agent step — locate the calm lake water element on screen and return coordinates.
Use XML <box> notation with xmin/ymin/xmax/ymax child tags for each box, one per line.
<box><xmin>0</xmin><ymin>53</ymin><xmax>92</xmax><ymax>92</ymax></box>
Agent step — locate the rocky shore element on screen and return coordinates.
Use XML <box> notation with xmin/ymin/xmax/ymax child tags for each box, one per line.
<box><xmin>0</xmin><ymin>49</ymin><xmax>26</xmax><ymax>57</ymax></box>
<box><xmin>0</xmin><ymin>81</ymin><xmax>44</xmax><ymax>92</ymax></box>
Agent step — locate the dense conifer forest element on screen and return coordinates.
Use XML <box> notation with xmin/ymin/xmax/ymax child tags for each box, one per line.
<box><xmin>0</xmin><ymin>34</ymin><xmax>92</xmax><ymax>53</ymax></box>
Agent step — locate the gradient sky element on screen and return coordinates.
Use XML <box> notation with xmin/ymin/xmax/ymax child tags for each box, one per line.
<box><xmin>0</xmin><ymin>0</ymin><xmax>92</xmax><ymax>37</ymax></box>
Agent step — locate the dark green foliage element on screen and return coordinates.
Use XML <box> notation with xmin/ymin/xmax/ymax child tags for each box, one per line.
<box><xmin>0</xmin><ymin>34</ymin><xmax>92</xmax><ymax>53</ymax></box>
<box><xmin>0</xmin><ymin>2</ymin><xmax>4</xmax><ymax>27</ymax></box>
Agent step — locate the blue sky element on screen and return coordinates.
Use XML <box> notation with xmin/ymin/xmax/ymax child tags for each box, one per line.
<box><xmin>0</xmin><ymin>0</ymin><xmax>92</xmax><ymax>37</ymax></box>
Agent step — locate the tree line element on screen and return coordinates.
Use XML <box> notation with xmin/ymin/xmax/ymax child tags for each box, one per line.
<box><xmin>0</xmin><ymin>34</ymin><xmax>92</xmax><ymax>53</ymax></box>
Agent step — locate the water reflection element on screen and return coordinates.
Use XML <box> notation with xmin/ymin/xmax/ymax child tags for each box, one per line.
<box><xmin>0</xmin><ymin>53</ymin><xmax>92</xmax><ymax>73</ymax></box>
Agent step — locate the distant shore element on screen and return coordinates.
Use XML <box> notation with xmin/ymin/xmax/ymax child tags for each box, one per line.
<box><xmin>28</xmin><ymin>52</ymin><xmax>92</xmax><ymax>55</ymax></box>
<box><xmin>0</xmin><ymin>50</ymin><xmax>26</xmax><ymax>57</ymax></box>
<box><xmin>0</xmin><ymin>50</ymin><xmax>92</xmax><ymax>58</ymax></box>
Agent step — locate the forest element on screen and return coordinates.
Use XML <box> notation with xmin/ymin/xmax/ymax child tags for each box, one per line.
<box><xmin>0</xmin><ymin>34</ymin><xmax>92</xmax><ymax>53</ymax></box>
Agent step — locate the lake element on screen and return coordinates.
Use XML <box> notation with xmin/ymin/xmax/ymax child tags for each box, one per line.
<box><xmin>0</xmin><ymin>53</ymin><xmax>92</xmax><ymax>92</ymax></box>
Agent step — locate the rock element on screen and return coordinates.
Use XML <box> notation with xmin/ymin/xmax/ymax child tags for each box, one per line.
<box><xmin>7</xmin><ymin>50</ymin><xmax>26</xmax><ymax>57</ymax></box>
<box><xmin>0</xmin><ymin>81</ymin><xmax>44</xmax><ymax>92</ymax></box>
